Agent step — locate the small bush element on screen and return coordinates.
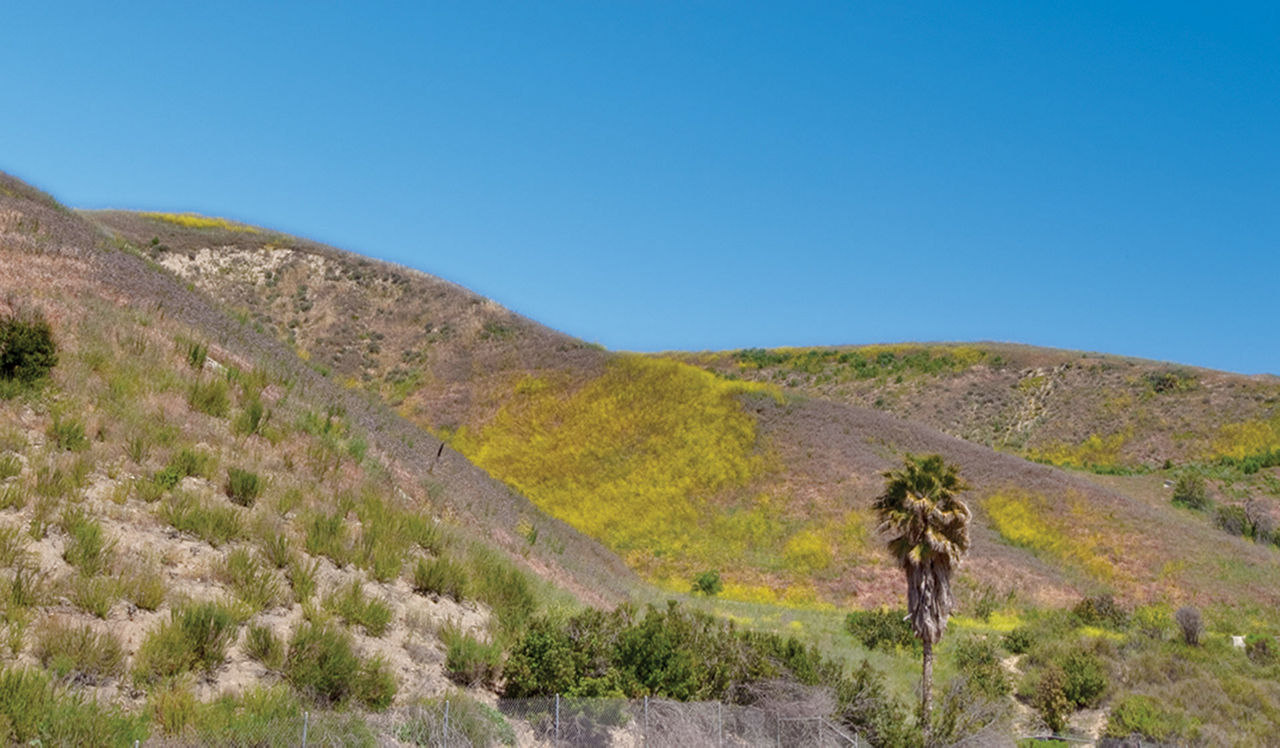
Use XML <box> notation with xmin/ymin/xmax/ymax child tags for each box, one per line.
<box><xmin>1030</xmin><ymin>664</ymin><xmax>1070</xmax><ymax>734</ymax></box>
<box><xmin>0</xmin><ymin>524</ymin><xmax>29</xmax><ymax>566</ymax></box>
<box><xmin>691</xmin><ymin>569</ymin><xmax>723</xmax><ymax>596</ymax></box>
<box><xmin>1072</xmin><ymin>594</ymin><xmax>1126</xmax><ymax>628</ymax></box>
<box><xmin>188</xmin><ymin>378</ymin><xmax>230</xmax><ymax>418</ymax></box>
<box><xmin>245</xmin><ymin>624</ymin><xmax>284</xmax><ymax>669</ymax></box>
<box><xmin>121</xmin><ymin>565</ymin><xmax>167</xmax><ymax>611</ymax></box>
<box><xmin>0</xmin><ymin>454</ymin><xmax>18</xmax><ymax>482</ymax></box>
<box><xmin>47</xmin><ymin>415</ymin><xmax>88</xmax><ymax>452</ymax></box>
<box><xmin>159</xmin><ymin>492</ymin><xmax>243</xmax><ymax>546</ymax></box>
<box><xmin>233</xmin><ymin>394</ymin><xmax>270</xmax><ymax>437</ymax></box>
<box><xmin>845</xmin><ymin>608</ymin><xmax>916</xmax><ymax>651</ymax></box>
<box><xmin>1059</xmin><ymin>649</ymin><xmax>1107</xmax><ymax>708</ymax></box>
<box><xmin>259</xmin><ymin>530</ymin><xmax>292</xmax><ymax>569</ymax></box>
<box><xmin>1215</xmin><ymin>504</ymin><xmax>1250</xmax><ymax>537</ymax></box>
<box><xmin>1175</xmin><ymin>606</ymin><xmax>1203</xmax><ymax>646</ymax></box>
<box><xmin>412</xmin><ymin>557</ymin><xmax>468</xmax><ymax>601</ymax></box>
<box><xmin>33</xmin><ymin>618</ymin><xmax>124</xmax><ymax>682</ymax></box>
<box><xmin>468</xmin><ymin>548</ymin><xmax>537</xmax><ymax>636</ymax></box>
<box><xmin>167</xmin><ymin>447</ymin><xmax>214</xmax><ymax>481</ymax></box>
<box><xmin>305</xmin><ymin>512</ymin><xmax>350</xmax><ymax>566</ymax></box>
<box><xmin>354</xmin><ymin>657</ymin><xmax>397</xmax><ymax>711</ymax></box>
<box><xmin>1245</xmin><ymin>634</ymin><xmax>1277</xmax><ymax>666</ymax></box>
<box><xmin>185</xmin><ymin>341</ymin><xmax>207</xmax><ymax>370</ymax></box>
<box><xmin>1003</xmin><ymin>626</ymin><xmax>1035</xmax><ymax>654</ymax></box>
<box><xmin>134</xmin><ymin>600</ymin><xmax>239</xmax><ymax>684</ymax></box>
<box><xmin>952</xmin><ymin>637</ymin><xmax>1009</xmax><ymax>699</ymax></box>
<box><xmin>1171</xmin><ymin>473</ymin><xmax>1209</xmax><ymax>510</ymax></box>
<box><xmin>220</xmin><ymin>547</ymin><xmax>283</xmax><ymax>612</ymax></box>
<box><xmin>284</xmin><ymin>623</ymin><xmax>361</xmax><ymax>705</ymax></box>
<box><xmin>68</xmin><ymin>575</ymin><xmax>120</xmax><ymax>619</ymax></box>
<box><xmin>61</xmin><ymin>508</ymin><xmax>114</xmax><ymax>577</ymax></box>
<box><xmin>288</xmin><ymin>557</ymin><xmax>320</xmax><ymax>603</ymax></box>
<box><xmin>0</xmin><ymin>309</ymin><xmax>58</xmax><ymax>385</ymax></box>
<box><xmin>224</xmin><ymin>468</ymin><xmax>263</xmax><ymax>507</ymax></box>
<box><xmin>324</xmin><ymin>580</ymin><xmax>392</xmax><ymax>637</ymax></box>
<box><xmin>442</xmin><ymin>626</ymin><xmax>503</xmax><ymax>687</ymax></box>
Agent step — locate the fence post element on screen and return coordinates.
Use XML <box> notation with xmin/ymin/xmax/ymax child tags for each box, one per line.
<box><xmin>444</xmin><ymin>699</ymin><xmax>450</xmax><ymax>742</ymax></box>
<box><xmin>555</xmin><ymin>694</ymin><xmax>560</xmax><ymax>745</ymax></box>
<box><xmin>301</xmin><ymin>710</ymin><xmax>309</xmax><ymax>748</ymax></box>
<box><xmin>776</xmin><ymin>714</ymin><xmax>782</xmax><ymax>748</ymax></box>
<box><xmin>644</xmin><ymin>695</ymin><xmax>649</xmax><ymax>746</ymax></box>
<box><xmin>718</xmin><ymin>701</ymin><xmax>723</xmax><ymax>748</ymax></box>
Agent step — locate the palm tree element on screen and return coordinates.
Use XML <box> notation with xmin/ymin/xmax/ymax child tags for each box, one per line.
<box><xmin>873</xmin><ymin>453</ymin><xmax>971</xmax><ymax>742</ymax></box>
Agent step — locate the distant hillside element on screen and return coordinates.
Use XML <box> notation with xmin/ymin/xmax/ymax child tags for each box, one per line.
<box><xmin>92</xmin><ymin>209</ymin><xmax>1280</xmax><ymax>615</ymax></box>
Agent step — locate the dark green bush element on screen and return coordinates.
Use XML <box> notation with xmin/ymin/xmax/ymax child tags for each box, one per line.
<box><xmin>134</xmin><ymin>601</ymin><xmax>239</xmax><ymax>684</ymax></box>
<box><xmin>412</xmin><ymin>557</ymin><xmax>467</xmax><ymax>601</ymax></box>
<box><xmin>691</xmin><ymin>569</ymin><xmax>723</xmax><ymax>596</ymax></box>
<box><xmin>1171</xmin><ymin>473</ymin><xmax>1209</xmax><ymax>510</ymax></box>
<box><xmin>952</xmin><ymin>637</ymin><xmax>1009</xmax><ymax>699</ymax></box>
<box><xmin>1072</xmin><ymin>594</ymin><xmax>1127</xmax><ymax>629</ymax></box>
<box><xmin>1059</xmin><ymin>649</ymin><xmax>1107</xmax><ymax>708</ymax></box>
<box><xmin>285</xmin><ymin>623</ymin><xmax>395</xmax><ymax>709</ymax></box>
<box><xmin>845</xmin><ymin>608</ymin><xmax>916</xmax><ymax>651</ymax></box>
<box><xmin>0</xmin><ymin>310</ymin><xmax>57</xmax><ymax>385</ymax></box>
<box><xmin>224</xmin><ymin>468</ymin><xmax>262</xmax><ymax>507</ymax></box>
<box><xmin>1003</xmin><ymin>626</ymin><xmax>1035</xmax><ymax>654</ymax></box>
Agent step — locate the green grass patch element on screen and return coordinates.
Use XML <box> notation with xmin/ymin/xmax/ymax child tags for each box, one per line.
<box><xmin>134</xmin><ymin>600</ymin><xmax>240</xmax><ymax>685</ymax></box>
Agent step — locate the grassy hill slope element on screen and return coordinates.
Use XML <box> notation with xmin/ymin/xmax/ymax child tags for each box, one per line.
<box><xmin>91</xmin><ymin>209</ymin><xmax>1280</xmax><ymax>619</ymax></box>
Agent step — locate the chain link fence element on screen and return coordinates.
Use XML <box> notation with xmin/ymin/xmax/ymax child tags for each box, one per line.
<box><xmin>137</xmin><ymin>696</ymin><xmax>865</xmax><ymax>747</ymax></box>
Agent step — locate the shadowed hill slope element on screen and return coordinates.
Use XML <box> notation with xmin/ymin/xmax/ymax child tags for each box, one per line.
<box><xmin>90</xmin><ymin>205</ymin><xmax>1280</xmax><ymax>614</ymax></box>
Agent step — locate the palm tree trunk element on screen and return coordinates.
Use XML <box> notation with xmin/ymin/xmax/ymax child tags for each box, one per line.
<box><xmin>921</xmin><ymin>638</ymin><xmax>933</xmax><ymax>744</ymax></box>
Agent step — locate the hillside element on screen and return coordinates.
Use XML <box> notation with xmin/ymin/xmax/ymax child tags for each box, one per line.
<box><xmin>91</xmin><ymin>209</ymin><xmax>1280</xmax><ymax>616</ymax></box>
<box><xmin>0</xmin><ymin>173</ymin><xmax>638</xmax><ymax>743</ymax></box>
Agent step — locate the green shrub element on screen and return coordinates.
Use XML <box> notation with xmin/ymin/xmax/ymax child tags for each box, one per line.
<box><xmin>468</xmin><ymin>548</ymin><xmax>537</xmax><ymax>637</ymax></box>
<box><xmin>168</xmin><ymin>447</ymin><xmax>214</xmax><ymax>480</ymax></box>
<box><xmin>1172</xmin><ymin>473</ymin><xmax>1209</xmax><ymax>510</ymax></box>
<box><xmin>224</xmin><ymin>468</ymin><xmax>263</xmax><ymax>507</ymax></box>
<box><xmin>1072</xmin><ymin>594</ymin><xmax>1127</xmax><ymax>629</ymax></box>
<box><xmin>1003</xmin><ymin>626</ymin><xmax>1035</xmax><ymax>654</ymax></box>
<box><xmin>221</xmin><ymin>547</ymin><xmax>283</xmax><ymax>612</ymax></box>
<box><xmin>285</xmin><ymin>623</ymin><xmax>388</xmax><ymax>707</ymax></box>
<box><xmin>1059</xmin><ymin>649</ymin><xmax>1107</xmax><ymax>708</ymax></box>
<box><xmin>245</xmin><ymin>624</ymin><xmax>284</xmax><ymax>670</ymax></box>
<box><xmin>0</xmin><ymin>524</ymin><xmax>28</xmax><ymax>567</ymax></box>
<box><xmin>845</xmin><ymin>608</ymin><xmax>916</xmax><ymax>651</ymax></box>
<box><xmin>952</xmin><ymin>637</ymin><xmax>1009</xmax><ymax>699</ymax></box>
<box><xmin>1030</xmin><ymin>664</ymin><xmax>1070</xmax><ymax>734</ymax></box>
<box><xmin>233</xmin><ymin>394</ymin><xmax>270</xmax><ymax>437</ymax></box>
<box><xmin>61</xmin><ymin>508</ymin><xmax>114</xmax><ymax>577</ymax></box>
<box><xmin>68</xmin><ymin>575</ymin><xmax>120</xmax><ymax>619</ymax></box>
<box><xmin>0</xmin><ymin>666</ymin><xmax>146</xmax><ymax>745</ymax></box>
<box><xmin>442</xmin><ymin>626</ymin><xmax>503</xmax><ymax>687</ymax></box>
<box><xmin>1215</xmin><ymin>504</ymin><xmax>1250</xmax><ymax>536</ymax></box>
<box><xmin>288</xmin><ymin>557</ymin><xmax>320</xmax><ymax>603</ymax></box>
<box><xmin>305</xmin><ymin>512</ymin><xmax>350</xmax><ymax>566</ymax></box>
<box><xmin>354</xmin><ymin>657</ymin><xmax>396</xmax><ymax>711</ymax></box>
<box><xmin>188</xmin><ymin>377</ymin><xmax>230</xmax><ymax>418</ymax></box>
<box><xmin>1245</xmin><ymin>634</ymin><xmax>1277</xmax><ymax>666</ymax></box>
<box><xmin>158</xmin><ymin>492</ymin><xmax>243</xmax><ymax>546</ymax></box>
<box><xmin>412</xmin><ymin>557</ymin><xmax>468</xmax><ymax>601</ymax></box>
<box><xmin>1103</xmin><ymin>693</ymin><xmax>1188</xmax><ymax>742</ymax></box>
<box><xmin>121</xmin><ymin>565</ymin><xmax>167</xmax><ymax>611</ymax></box>
<box><xmin>324</xmin><ymin>580</ymin><xmax>392</xmax><ymax>637</ymax></box>
<box><xmin>397</xmin><ymin>691</ymin><xmax>516</xmax><ymax>747</ymax></box>
<box><xmin>259</xmin><ymin>530</ymin><xmax>292</xmax><ymax>569</ymax></box>
<box><xmin>0</xmin><ymin>310</ymin><xmax>57</xmax><ymax>386</ymax></box>
<box><xmin>691</xmin><ymin>569</ymin><xmax>723</xmax><ymax>596</ymax></box>
<box><xmin>47</xmin><ymin>415</ymin><xmax>88</xmax><ymax>452</ymax></box>
<box><xmin>134</xmin><ymin>600</ymin><xmax>239</xmax><ymax>684</ymax></box>
<box><xmin>33</xmin><ymin>618</ymin><xmax>123</xmax><ymax>682</ymax></box>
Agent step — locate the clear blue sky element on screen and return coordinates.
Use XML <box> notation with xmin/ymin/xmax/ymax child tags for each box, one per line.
<box><xmin>3</xmin><ymin>2</ymin><xmax>1277</xmax><ymax>374</ymax></box>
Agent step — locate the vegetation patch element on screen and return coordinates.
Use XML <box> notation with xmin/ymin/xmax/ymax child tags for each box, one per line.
<box><xmin>984</xmin><ymin>489</ymin><xmax>1116</xmax><ymax>582</ymax></box>
<box><xmin>140</xmin><ymin>212</ymin><xmax>260</xmax><ymax>233</ymax></box>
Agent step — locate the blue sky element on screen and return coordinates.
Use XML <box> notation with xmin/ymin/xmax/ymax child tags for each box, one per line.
<box><xmin>3</xmin><ymin>2</ymin><xmax>1277</xmax><ymax>373</ymax></box>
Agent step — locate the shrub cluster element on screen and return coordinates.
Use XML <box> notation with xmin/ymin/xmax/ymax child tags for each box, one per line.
<box><xmin>844</xmin><ymin>607</ymin><xmax>916</xmax><ymax>651</ymax></box>
<box><xmin>134</xmin><ymin>601</ymin><xmax>240</xmax><ymax>685</ymax></box>
<box><xmin>284</xmin><ymin>623</ymin><xmax>395</xmax><ymax>710</ymax></box>
<box><xmin>0</xmin><ymin>309</ymin><xmax>57</xmax><ymax>387</ymax></box>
